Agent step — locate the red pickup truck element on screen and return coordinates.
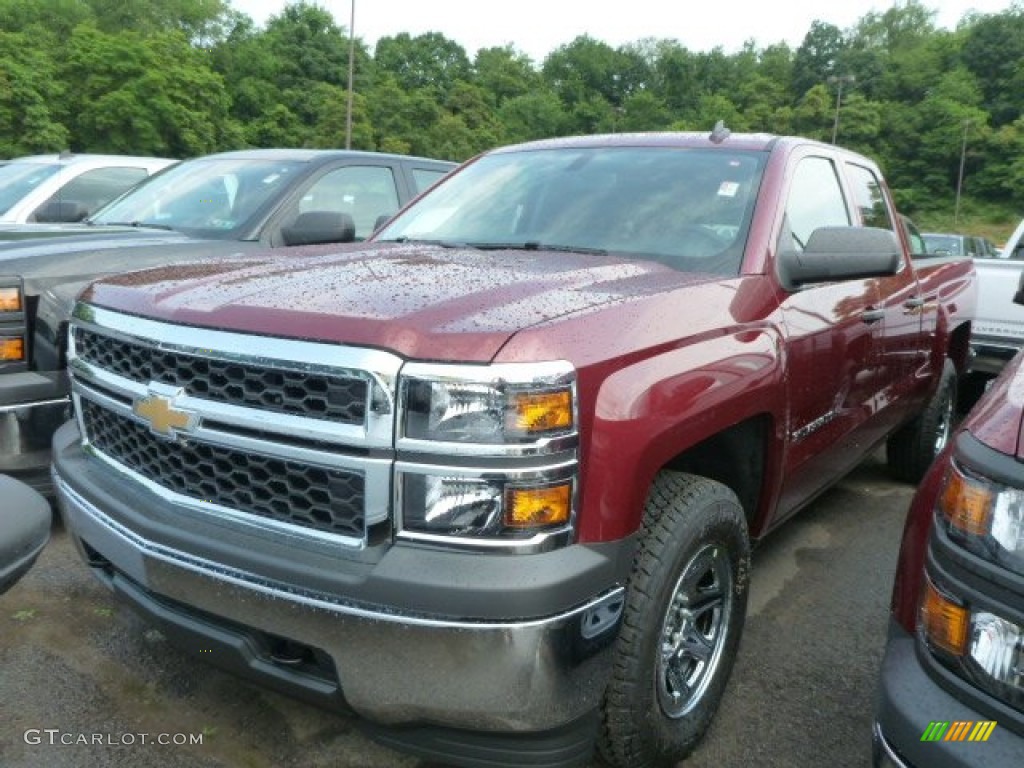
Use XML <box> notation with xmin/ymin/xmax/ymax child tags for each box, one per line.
<box><xmin>53</xmin><ymin>132</ymin><xmax>976</xmax><ymax>768</ymax></box>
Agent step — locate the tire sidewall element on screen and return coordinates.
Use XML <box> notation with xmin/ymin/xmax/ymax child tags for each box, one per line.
<box><xmin>602</xmin><ymin>475</ymin><xmax>750</xmax><ymax>766</ymax></box>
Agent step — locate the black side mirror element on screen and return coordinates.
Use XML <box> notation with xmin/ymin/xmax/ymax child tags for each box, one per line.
<box><xmin>32</xmin><ymin>200</ymin><xmax>90</xmax><ymax>223</ymax></box>
<box><xmin>373</xmin><ymin>213</ymin><xmax>393</xmax><ymax>232</ymax></box>
<box><xmin>0</xmin><ymin>475</ymin><xmax>51</xmax><ymax>595</ymax></box>
<box><xmin>778</xmin><ymin>226</ymin><xmax>901</xmax><ymax>290</ymax></box>
<box><xmin>281</xmin><ymin>211</ymin><xmax>356</xmax><ymax>246</ymax></box>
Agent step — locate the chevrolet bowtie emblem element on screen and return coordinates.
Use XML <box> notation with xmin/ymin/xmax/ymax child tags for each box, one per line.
<box><xmin>133</xmin><ymin>388</ymin><xmax>199</xmax><ymax>439</ymax></box>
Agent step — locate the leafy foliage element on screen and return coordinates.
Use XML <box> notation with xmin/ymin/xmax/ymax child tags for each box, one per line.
<box><xmin>0</xmin><ymin>0</ymin><xmax>1021</xmax><ymax>230</ymax></box>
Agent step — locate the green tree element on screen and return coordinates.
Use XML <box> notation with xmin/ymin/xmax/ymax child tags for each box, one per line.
<box><xmin>0</xmin><ymin>30</ymin><xmax>69</xmax><ymax>155</ymax></box>
<box><xmin>375</xmin><ymin>31</ymin><xmax>472</xmax><ymax>101</ymax></box>
<box><xmin>959</xmin><ymin>7</ymin><xmax>1024</xmax><ymax>125</ymax></box>
<box><xmin>472</xmin><ymin>45</ymin><xmax>541</xmax><ymax>107</ymax></box>
<box><xmin>542</xmin><ymin>35</ymin><xmax>631</xmax><ymax>109</ymax></box>
<box><xmin>64</xmin><ymin>26</ymin><xmax>240</xmax><ymax>156</ymax></box>
<box><xmin>497</xmin><ymin>91</ymin><xmax>567</xmax><ymax>143</ymax></box>
<box><xmin>792</xmin><ymin>21</ymin><xmax>847</xmax><ymax>98</ymax></box>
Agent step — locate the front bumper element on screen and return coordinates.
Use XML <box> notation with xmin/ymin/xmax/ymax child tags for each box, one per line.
<box><xmin>53</xmin><ymin>421</ymin><xmax>630</xmax><ymax>766</ymax></box>
<box><xmin>968</xmin><ymin>340</ymin><xmax>1020</xmax><ymax>375</ymax></box>
<box><xmin>873</xmin><ymin>619</ymin><xmax>1022</xmax><ymax>768</ymax></box>
<box><xmin>0</xmin><ymin>370</ymin><xmax>70</xmax><ymax>496</ymax></box>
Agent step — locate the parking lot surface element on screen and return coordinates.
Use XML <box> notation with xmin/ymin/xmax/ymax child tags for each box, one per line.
<box><xmin>0</xmin><ymin>452</ymin><xmax>911</xmax><ymax>767</ymax></box>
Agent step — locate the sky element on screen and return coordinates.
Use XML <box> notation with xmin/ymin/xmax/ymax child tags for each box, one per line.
<box><xmin>229</xmin><ymin>0</ymin><xmax>1017</xmax><ymax>62</ymax></box>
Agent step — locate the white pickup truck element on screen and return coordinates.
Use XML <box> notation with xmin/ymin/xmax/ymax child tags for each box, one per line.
<box><xmin>971</xmin><ymin>217</ymin><xmax>1024</xmax><ymax>374</ymax></box>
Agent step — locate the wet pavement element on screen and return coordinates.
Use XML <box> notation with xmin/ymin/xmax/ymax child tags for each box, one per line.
<box><xmin>0</xmin><ymin>452</ymin><xmax>911</xmax><ymax>767</ymax></box>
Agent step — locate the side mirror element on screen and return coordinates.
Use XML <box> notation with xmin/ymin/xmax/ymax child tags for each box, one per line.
<box><xmin>0</xmin><ymin>475</ymin><xmax>51</xmax><ymax>595</ymax></box>
<box><xmin>1013</xmin><ymin>268</ymin><xmax>1024</xmax><ymax>306</ymax></box>
<box><xmin>32</xmin><ymin>200</ymin><xmax>90</xmax><ymax>223</ymax></box>
<box><xmin>778</xmin><ymin>226</ymin><xmax>901</xmax><ymax>290</ymax></box>
<box><xmin>281</xmin><ymin>211</ymin><xmax>356</xmax><ymax>247</ymax></box>
<box><xmin>373</xmin><ymin>213</ymin><xmax>393</xmax><ymax>232</ymax></box>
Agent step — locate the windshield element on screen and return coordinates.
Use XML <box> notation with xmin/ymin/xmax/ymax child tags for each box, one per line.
<box><xmin>377</xmin><ymin>146</ymin><xmax>765</xmax><ymax>274</ymax></box>
<box><xmin>0</xmin><ymin>162</ymin><xmax>61</xmax><ymax>215</ymax></box>
<box><xmin>922</xmin><ymin>234</ymin><xmax>962</xmax><ymax>255</ymax></box>
<box><xmin>91</xmin><ymin>157</ymin><xmax>306</xmax><ymax>238</ymax></box>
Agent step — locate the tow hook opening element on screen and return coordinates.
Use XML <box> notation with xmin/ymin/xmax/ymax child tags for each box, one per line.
<box><xmin>268</xmin><ymin>637</ymin><xmax>316</xmax><ymax>667</ymax></box>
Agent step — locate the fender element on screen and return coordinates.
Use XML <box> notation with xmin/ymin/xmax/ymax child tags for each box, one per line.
<box><xmin>577</xmin><ymin>326</ymin><xmax>786</xmax><ymax>543</ymax></box>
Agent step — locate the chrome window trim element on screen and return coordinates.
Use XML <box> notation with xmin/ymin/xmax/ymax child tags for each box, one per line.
<box><xmin>70</xmin><ymin>303</ymin><xmax>403</xmax><ymax>448</ymax></box>
<box><xmin>396</xmin><ymin>359</ymin><xmax>579</xmax><ymax>457</ymax></box>
<box><xmin>394</xmin><ymin>457</ymin><xmax>578</xmax><ymax>553</ymax></box>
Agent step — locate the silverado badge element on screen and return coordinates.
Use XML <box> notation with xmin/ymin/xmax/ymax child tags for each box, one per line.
<box><xmin>133</xmin><ymin>386</ymin><xmax>199</xmax><ymax>439</ymax></box>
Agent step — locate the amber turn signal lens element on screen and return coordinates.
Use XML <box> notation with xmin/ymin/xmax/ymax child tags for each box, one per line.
<box><xmin>940</xmin><ymin>466</ymin><xmax>993</xmax><ymax>536</ymax></box>
<box><xmin>920</xmin><ymin>578</ymin><xmax>969</xmax><ymax>656</ymax></box>
<box><xmin>508</xmin><ymin>389</ymin><xmax>573</xmax><ymax>434</ymax></box>
<box><xmin>0</xmin><ymin>337</ymin><xmax>24</xmax><ymax>362</ymax></box>
<box><xmin>0</xmin><ymin>286</ymin><xmax>21</xmax><ymax>312</ymax></box>
<box><xmin>505</xmin><ymin>483</ymin><xmax>572</xmax><ymax>528</ymax></box>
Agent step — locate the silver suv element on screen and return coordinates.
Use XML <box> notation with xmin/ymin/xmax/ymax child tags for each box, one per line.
<box><xmin>0</xmin><ymin>152</ymin><xmax>176</xmax><ymax>224</ymax></box>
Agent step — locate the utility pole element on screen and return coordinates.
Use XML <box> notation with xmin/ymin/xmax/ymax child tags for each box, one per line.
<box><xmin>827</xmin><ymin>74</ymin><xmax>855</xmax><ymax>145</ymax></box>
<box><xmin>345</xmin><ymin>0</ymin><xmax>355</xmax><ymax>150</ymax></box>
<box><xmin>954</xmin><ymin>119</ymin><xmax>970</xmax><ymax>227</ymax></box>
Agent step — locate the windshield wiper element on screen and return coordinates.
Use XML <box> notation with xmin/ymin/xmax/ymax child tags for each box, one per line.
<box><xmin>101</xmin><ymin>221</ymin><xmax>177</xmax><ymax>231</ymax></box>
<box><xmin>471</xmin><ymin>241</ymin><xmax>608</xmax><ymax>256</ymax></box>
<box><xmin>386</xmin><ymin>236</ymin><xmax>473</xmax><ymax>249</ymax></box>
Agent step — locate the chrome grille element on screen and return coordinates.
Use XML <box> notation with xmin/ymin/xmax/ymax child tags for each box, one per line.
<box><xmin>80</xmin><ymin>399</ymin><xmax>366</xmax><ymax>538</ymax></box>
<box><xmin>74</xmin><ymin>327</ymin><xmax>368</xmax><ymax>425</ymax></box>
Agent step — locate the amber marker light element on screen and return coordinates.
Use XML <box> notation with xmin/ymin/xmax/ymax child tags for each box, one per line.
<box><xmin>0</xmin><ymin>287</ymin><xmax>21</xmax><ymax>313</ymax></box>
<box><xmin>939</xmin><ymin>465</ymin><xmax>993</xmax><ymax>537</ymax></box>
<box><xmin>505</xmin><ymin>483</ymin><xmax>572</xmax><ymax>528</ymax></box>
<box><xmin>0</xmin><ymin>337</ymin><xmax>24</xmax><ymax>362</ymax></box>
<box><xmin>508</xmin><ymin>389</ymin><xmax>573</xmax><ymax>434</ymax></box>
<box><xmin>920</xmin><ymin>578</ymin><xmax>969</xmax><ymax>657</ymax></box>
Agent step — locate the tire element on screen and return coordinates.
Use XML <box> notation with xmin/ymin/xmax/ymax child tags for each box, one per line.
<box><xmin>886</xmin><ymin>359</ymin><xmax>957</xmax><ymax>483</ymax></box>
<box><xmin>598</xmin><ymin>472</ymin><xmax>750</xmax><ymax>768</ymax></box>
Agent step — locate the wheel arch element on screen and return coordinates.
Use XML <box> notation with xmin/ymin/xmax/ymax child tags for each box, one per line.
<box><xmin>578</xmin><ymin>329</ymin><xmax>785</xmax><ymax>543</ymax></box>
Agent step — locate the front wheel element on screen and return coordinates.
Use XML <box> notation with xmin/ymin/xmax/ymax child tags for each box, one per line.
<box><xmin>598</xmin><ymin>472</ymin><xmax>750</xmax><ymax>768</ymax></box>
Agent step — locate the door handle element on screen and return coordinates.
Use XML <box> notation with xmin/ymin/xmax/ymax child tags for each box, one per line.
<box><xmin>861</xmin><ymin>308</ymin><xmax>885</xmax><ymax>324</ymax></box>
<box><xmin>904</xmin><ymin>296</ymin><xmax>926</xmax><ymax>308</ymax></box>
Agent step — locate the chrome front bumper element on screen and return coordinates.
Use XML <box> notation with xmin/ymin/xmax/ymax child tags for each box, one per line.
<box><xmin>54</xmin><ymin>469</ymin><xmax>623</xmax><ymax>734</ymax></box>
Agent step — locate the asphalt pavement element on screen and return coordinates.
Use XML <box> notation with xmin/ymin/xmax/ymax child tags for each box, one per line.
<box><xmin>0</xmin><ymin>451</ymin><xmax>912</xmax><ymax>768</ymax></box>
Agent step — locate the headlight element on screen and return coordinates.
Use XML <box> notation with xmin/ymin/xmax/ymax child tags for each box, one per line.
<box><xmin>939</xmin><ymin>462</ymin><xmax>1024</xmax><ymax>576</ymax></box>
<box><xmin>400</xmin><ymin>473</ymin><xmax>575</xmax><ymax>540</ymax></box>
<box><xmin>919</xmin><ymin>574</ymin><xmax>1024</xmax><ymax>708</ymax></box>
<box><xmin>396</xmin><ymin>361</ymin><xmax>578</xmax><ymax>547</ymax></box>
<box><xmin>399</xmin><ymin>361</ymin><xmax>576</xmax><ymax>446</ymax></box>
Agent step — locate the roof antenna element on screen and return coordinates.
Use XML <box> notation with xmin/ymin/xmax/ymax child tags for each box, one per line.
<box><xmin>709</xmin><ymin>120</ymin><xmax>731</xmax><ymax>144</ymax></box>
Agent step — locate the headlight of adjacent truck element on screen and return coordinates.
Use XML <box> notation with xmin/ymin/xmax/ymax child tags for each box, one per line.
<box><xmin>396</xmin><ymin>361</ymin><xmax>578</xmax><ymax>544</ymax></box>
<box><xmin>917</xmin><ymin>461</ymin><xmax>1024</xmax><ymax>709</ymax></box>
<box><xmin>0</xmin><ymin>277</ymin><xmax>26</xmax><ymax>365</ymax></box>
<box><xmin>940</xmin><ymin>461</ymin><xmax>1024</xmax><ymax>576</ymax></box>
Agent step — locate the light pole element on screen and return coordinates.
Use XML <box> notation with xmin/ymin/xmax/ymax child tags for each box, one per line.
<box><xmin>345</xmin><ymin>0</ymin><xmax>355</xmax><ymax>149</ymax></box>
<box><xmin>954</xmin><ymin>119</ymin><xmax>970</xmax><ymax>227</ymax></box>
<box><xmin>827</xmin><ymin>74</ymin><xmax>855</xmax><ymax>145</ymax></box>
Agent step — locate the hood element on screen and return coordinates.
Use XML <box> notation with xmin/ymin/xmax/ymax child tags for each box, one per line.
<box><xmin>0</xmin><ymin>230</ymin><xmax>261</xmax><ymax>298</ymax></box>
<box><xmin>82</xmin><ymin>243</ymin><xmax>717</xmax><ymax>362</ymax></box>
<box><xmin>961</xmin><ymin>354</ymin><xmax>1024</xmax><ymax>459</ymax></box>
<box><xmin>0</xmin><ymin>222</ymin><xmax>152</xmax><ymax>241</ymax></box>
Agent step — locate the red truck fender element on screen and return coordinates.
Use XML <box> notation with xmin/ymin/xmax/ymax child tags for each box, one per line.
<box><xmin>579</xmin><ymin>327</ymin><xmax>787</xmax><ymax>543</ymax></box>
